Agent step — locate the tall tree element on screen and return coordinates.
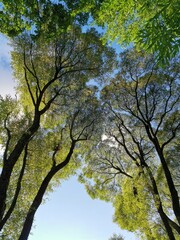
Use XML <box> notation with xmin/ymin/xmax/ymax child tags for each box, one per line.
<box><xmin>80</xmin><ymin>50</ymin><xmax>180</xmax><ymax>239</ymax></box>
<box><xmin>0</xmin><ymin>26</ymin><xmax>115</xmax><ymax>239</ymax></box>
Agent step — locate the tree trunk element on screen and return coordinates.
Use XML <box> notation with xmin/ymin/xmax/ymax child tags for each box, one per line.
<box><xmin>155</xmin><ymin>143</ymin><xmax>180</xmax><ymax>225</ymax></box>
<box><xmin>144</xmin><ymin>163</ymin><xmax>177</xmax><ymax>239</ymax></box>
<box><xmin>0</xmin><ymin>145</ymin><xmax>28</xmax><ymax>230</ymax></box>
<box><xmin>0</xmin><ymin>114</ymin><xmax>40</xmax><ymax>222</ymax></box>
<box><xmin>144</xmin><ymin>125</ymin><xmax>180</xmax><ymax>225</ymax></box>
<box><xmin>157</xmin><ymin>205</ymin><xmax>176</xmax><ymax>240</ymax></box>
<box><xmin>18</xmin><ymin>141</ymin><xmax>75</xmax><ymax>240</ymax></box>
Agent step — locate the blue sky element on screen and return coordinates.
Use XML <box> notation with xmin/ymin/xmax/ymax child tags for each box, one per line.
<box><xmin>29</xmin><ymin>176</ymin><xmax>136</xmax><ymax>240</ymax></box>
<box><xmin>0</xmin><ymin>34</ymin><xmax>137</xmax><ymax>240</ymax></box>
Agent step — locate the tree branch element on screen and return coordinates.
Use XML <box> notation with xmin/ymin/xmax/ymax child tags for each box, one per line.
<box><xmin>3</xmin><ymin>113</ymin><xmax>11</xmax><ymax>163</ymax></box>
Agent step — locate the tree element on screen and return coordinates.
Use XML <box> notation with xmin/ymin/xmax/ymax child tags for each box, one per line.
<box><xmin>0</xmin><ymin>26</ymin><xmax>115</xmax><ymax>239</ymax></box>
<box><xmin>80</xmin><ymin>50</ymin><xmax>180</xmax><ymax>239</ymax></box>
<box><xmin>0</xmin><ymin>0</ymin><xmax>89</xmax><ymax>37</ymax></box>
<box><xmin>2</xmin><ymin>0</ymin><xmax>179</xmax><ymax>63</ymax></box>
<box><xmin>74</xmin><ymin>0</ymin><xmax>180</xmax><ymax>65</ymax></box>
<box><xmin>108</xmin><ymin>233</ymin><xmax>124</xmax><ymax>240</ymax></box>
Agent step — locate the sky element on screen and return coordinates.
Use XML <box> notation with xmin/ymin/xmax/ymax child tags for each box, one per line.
<box><xmin>0</xmin><ymin>34</ymin><xmax>137</xmax><ymax>240</ymax></box>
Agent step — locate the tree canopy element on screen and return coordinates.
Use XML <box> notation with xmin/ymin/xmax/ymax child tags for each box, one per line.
<box><xmin>109</xmin><ymin>233</ymin><xmax>124</xmax><ymax>240</ymax></box>
<box><xmin>74</xmin><ymin>0</ymin><xmax>180</xmax><ymax>65</ymax></box>
<box><xmin>0</xmin><ymin>25</ymin><xmax>115</xmax><ymax>239</ymax></box>
<box><xmin>80</xmin><ymin>50</ymin><xmax>180</xmax><ymax>239</ymax></box>
<box><xmin>0</xmin><ymin>1</ymin><xmax>180</xmax><ymax>239</ymax></box>
<box><xmin>1</xmin><ymin>0</ymin><xmax>179</xmax><ymax>64</ymax></box>
<box><xmin>0</xmin><ymin>0</ymin><xmax>88</xmax><ymax>37</ymax></box>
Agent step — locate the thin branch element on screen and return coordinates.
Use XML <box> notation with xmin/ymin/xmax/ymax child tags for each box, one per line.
<box><xmin>111</xmin><ymin>132</ymin><xmax>139</xmax><ymax>166</ymax></box>
<box><xmin>29</xmin><ymin>47</ymin><xmax>41</xmax><ymax>93</ymax></box>
<box><xmin>3</xmin><ymin>113</ymin><xmax>11</xmax><ymax>163</ymax></box>
<box><xmin>61</xmin><ymin>46</ymin><xmax>92</xmax><ymax>69</ymax></box>
<box><xmin>51</xmin><ymin>127</ymin><xmax>65</xmax><ymax>168</ymax></box>
<box><xmin>101</xmin><ymin>174</ymin><xmax>119</xmax><ymax>186</ymax></box>
<box><xmin>143</xmin><ymin>62</ymin><xmax>157</xmax><ymax>121</ymax></box>
<box><xmin>24</xmin><ymin>67</ymin><xmax>36</xmax><ymax>106</ymax></box>
<box><xmin>69</xmin><ymin>110</ymin><xmax>80</xmax><ymax>141</ymax></box>
<box><xmin>162</xmin><ymin>122</ymin><xmax>180</xmax><ymax>150</ymax></box>
<box><xmin>155</xmin><ymin>79</ymin><xmax>179</xmax><ymax>135</ymax></box>
<box><xmin>76</xmin><ymin>119</ymin><xmax>95</xmax><ymax>141</ymax></box>
<box><xmin>39</xmin><ymin>84</ymin><xmax>70</xmax><ymax>115</ymax></box>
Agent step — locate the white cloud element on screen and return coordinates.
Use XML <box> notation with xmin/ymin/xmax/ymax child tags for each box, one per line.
<box><xmin>0</xmin><ymin>34</ymin><xmax>16</xmax><ymax>97</ymax></box>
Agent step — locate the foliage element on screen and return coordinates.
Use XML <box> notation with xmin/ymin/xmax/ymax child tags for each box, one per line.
<box><xmin>108</xmin><ymin>233</ymin><xmax>124</xmax><ymax>240</ymax></box>
<box><xmin>74</xmin><ymin>0</ymin><xmax>180</xmax><ymax>65</ymax></box>
<box><xmin>0</xmin><ymin>25</ymin><xmax>115</xmax><ymax>239</ymax></box>
<box><xmin>1</xmin><ymin>1</ymin><xmax>180</xmax><ymax>237</ymax></box>
<box><xmin>0</xmin><ymin>0</ymin><xmax>89</xmax><ymax>37</ymax></box>
<box><xmin>80</xmin><ymin>49</ymin><xmax>180</xmax><ymax>239</ymax></box>
<box><xmin>1</xmin><ymin>0</ymin><xmax>179</xmax><ymax>64</ymax></box>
